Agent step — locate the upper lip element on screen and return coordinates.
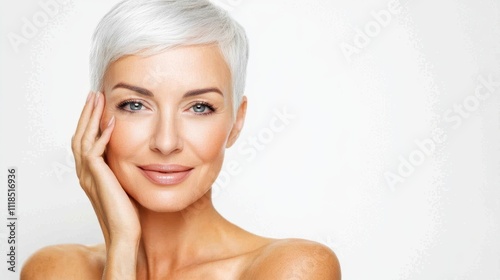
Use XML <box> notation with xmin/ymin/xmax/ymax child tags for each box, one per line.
<box><xmin>139</xmin><ymin>164</ymin><xmax>193</xmax><ymax>173</ymax></box>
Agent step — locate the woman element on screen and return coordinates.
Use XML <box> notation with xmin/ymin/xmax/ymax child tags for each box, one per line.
<box><xmin>21</xmin><ymin>0</ymin><xmax>340</xmax><ymax>279</ymax></box>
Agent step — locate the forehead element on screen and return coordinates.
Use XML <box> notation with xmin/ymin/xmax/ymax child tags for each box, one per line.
<box><xmin>104</xmin><ymin>45</ymin><xmax>232</xmax><ymax>96</ymax></box>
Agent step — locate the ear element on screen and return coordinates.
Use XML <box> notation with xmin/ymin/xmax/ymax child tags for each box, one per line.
<box><xmin>226</xmin><ymin>96</ymin><xmax>247</xmax><ymax>148</ymax></box>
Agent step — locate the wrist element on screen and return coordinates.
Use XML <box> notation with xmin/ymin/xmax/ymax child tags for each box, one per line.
<box><xmin>108</xmin><ymin>227</ymin><xmax>141</xmax><ymax>245</ymax></box>
<box><xmin>107</xmin><ymin>235</ymin><xmax>140</xmax><ymax>252</ymax></box>
<box><xmin>104</xmin><ymin>239</ymin><xmax>140</xmax><ymax>280</ymax></box>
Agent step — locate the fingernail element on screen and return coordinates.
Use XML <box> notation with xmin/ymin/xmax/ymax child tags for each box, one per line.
<box><xmin>107</xmin><ymin>116</ymin><xmax>115</xmax><ymax>127</ymax></box>
<box><xmin>86</xmin><ymin>91</ymin><xmax>93</xmax><ymax>103</ymax></box>
<box><xmin>94</xmin><ymin>91</ymin><xmax>100</xmax><ymax>107</ymax></box>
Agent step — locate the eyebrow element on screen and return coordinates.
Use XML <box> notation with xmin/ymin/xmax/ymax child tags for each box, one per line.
<box><xmin>184</xmin><ymin>87</ymin><xmax>223</xmax><ymax>98</ymax></box>
<box><xmin>112</xmin><ymin>82</ymin><xmax>223</xmax><ymax>98</ymax></box>
<box><xmin>113</xmin><ymin>83</ymin><xmax>153</xmax><ymax>96</ymax></box>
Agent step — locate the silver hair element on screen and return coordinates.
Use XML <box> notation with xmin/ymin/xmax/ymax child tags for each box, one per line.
<box><xmin>90</xmin><ymin>0</ymin><xmax>249</xmax><ymax>111</ymax></box>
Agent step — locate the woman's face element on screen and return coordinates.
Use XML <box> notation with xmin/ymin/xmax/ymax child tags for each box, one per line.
<box><xmin>100</xmin><ymin>45</ymin><xmax>246</xmax><ymax>212</ymax></box>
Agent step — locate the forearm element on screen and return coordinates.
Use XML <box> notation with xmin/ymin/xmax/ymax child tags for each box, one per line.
<box><xmin>102</xmin><ymin>239</ymin><xmax>140</xmax><ymax>280</ymax></box>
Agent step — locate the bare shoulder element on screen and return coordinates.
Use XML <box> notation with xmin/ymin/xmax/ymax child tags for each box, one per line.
<box><xmin>243</xmin><ymin>238</ymin><xmax>341</xmax><ymax>280</ymax></box>
<box><xmin>21</xmin><ymin>243</ymin><xmax>105</xmax><ymax>280</ymax></box>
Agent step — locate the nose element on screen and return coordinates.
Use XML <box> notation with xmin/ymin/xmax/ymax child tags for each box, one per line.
<box><xmin>149</xmin><ymin>112</ymin><xmax>183</xmax><ymax>155</ymax></box>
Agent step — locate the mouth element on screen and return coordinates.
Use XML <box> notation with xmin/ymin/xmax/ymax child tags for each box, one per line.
<box><xmin>138</xmin><ymin>164</ymin><xmax>193</xmax><ymax>186</ymax></box>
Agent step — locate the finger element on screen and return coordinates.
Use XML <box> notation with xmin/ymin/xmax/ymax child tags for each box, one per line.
<box><xmin>81</xmin><ymin>92</ymin><xmax>105</xmax><ymax>154</ymax></box>
<box><xmin>89</xmin><ymin>116</ymin><xmax>115</xmax><ymax>156</ymax></box>
<box><xmin>72</xmin><ymin>91</ymin><xmax>96</xmax><ymax>166</ymax></box>
<box><xmin>72</xmin><ymin>92</ymin><xmax>96</xmax><ymax>150</ymax></box>
<box><xmin>73</xmin><ymin>91</ymin><xmax>96</xmax><ymax>146</ymax></box>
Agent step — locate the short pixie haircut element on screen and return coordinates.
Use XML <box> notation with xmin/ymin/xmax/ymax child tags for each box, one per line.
<box><xmin>89</xmin><ymin>0</ymin><xmax>249</xmax><ymax>111</ymax></box>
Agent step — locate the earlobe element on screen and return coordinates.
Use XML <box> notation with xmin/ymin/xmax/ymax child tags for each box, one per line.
<box><xmin>226</xmin><ymin>96</ymin><xmax>247</xmax><ymax>148</ymax></box>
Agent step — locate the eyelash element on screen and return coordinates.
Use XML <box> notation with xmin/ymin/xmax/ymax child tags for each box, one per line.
<box><xmin>191</xmin><ymin>101</ymin><xmax>216</xmax><ymax>115</ymax></box>
<box><xmin>116</xmin><ymin>100</ymin><xmax>217</xmax><ymax>115</ymax></box>
<box><xmin>117</xmin><ymin>99</ymin><xmax>145</xmax><ymax>113</ymax></box>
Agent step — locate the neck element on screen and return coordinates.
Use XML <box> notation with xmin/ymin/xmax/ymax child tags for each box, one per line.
<box><xmin>135</xmin><ymin>191</ymin><xmax>234</xmax><ymax>278</ymax></box>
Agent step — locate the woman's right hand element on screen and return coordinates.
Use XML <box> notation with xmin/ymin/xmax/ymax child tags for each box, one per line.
<box><xmin>71</xmin><ymin>91</ymin><xmax>141</xmax><ymax>278</ymax></box>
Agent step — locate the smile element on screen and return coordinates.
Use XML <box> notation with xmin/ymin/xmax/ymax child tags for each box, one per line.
<box><xmin>138</xmin><ymin>164</ymin><xmax>193</xmax><ymax>186</ymax></box>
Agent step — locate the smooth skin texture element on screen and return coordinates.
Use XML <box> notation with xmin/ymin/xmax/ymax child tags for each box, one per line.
<box><xmin>21</xmin><ymin>45</ymin><xmax>341</xmax><ymax>279</ymax></box>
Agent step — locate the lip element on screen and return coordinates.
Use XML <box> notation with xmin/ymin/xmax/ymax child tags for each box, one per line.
<box><xmin>138</xmin><ymin>164</ymin><xmax>193</xmax><ymax>186</ymax></box>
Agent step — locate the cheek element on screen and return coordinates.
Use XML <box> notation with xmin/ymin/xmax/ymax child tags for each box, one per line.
<box><xmin>183</xmin><ymin>118</ymin><xmax>232</xmax><ymax>162</ymax></box>
<box><xmin>106</xmin><ymin>119</ymin><xmax>150</xmax><ymax>161</ymax></box>
<box><xmin>101</xmin><ymin>102</ymin><xmax>150</xmax><ymax>160</ymax></box>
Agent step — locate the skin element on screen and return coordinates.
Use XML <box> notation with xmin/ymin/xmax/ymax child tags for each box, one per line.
<box><xmin>21</xmin><ymin>45</ymin><xmax>341</xmax><ymax>279</ymax></box>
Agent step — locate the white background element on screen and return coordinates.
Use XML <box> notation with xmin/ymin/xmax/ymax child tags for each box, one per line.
<box><xmin>1</xmin><ymin>0</ymin><xmax>500</xmax><ymax>279</ymax></box>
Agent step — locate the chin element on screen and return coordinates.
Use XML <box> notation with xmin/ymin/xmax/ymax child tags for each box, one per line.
<box><xmin>109</xmin><ymin>159</ymin><xmax>220</xmax><ymax>214</ymax></box>
<box><xmin>124</xmin><ymin>179</ymin><xmax>212</xmax><ymax>213</ymax></box>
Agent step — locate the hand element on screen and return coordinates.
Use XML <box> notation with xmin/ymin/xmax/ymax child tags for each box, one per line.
<box><xmin>71</xmin><ymin>91</ymin><xmax>141</xmax><ymax>245</ymax></box>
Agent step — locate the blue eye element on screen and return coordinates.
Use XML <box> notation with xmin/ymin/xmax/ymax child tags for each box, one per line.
<box><xmin>191</xmin><ymin>102</ymin><xmax>215</xmax><ymax>115</ymax></box>
<box><xmin>118</xmin><ymin>100</ymin><xmax>145</xmax><ymax>112</ymax></box>
<box><xmin>193</xmin><ymin>104</ymin><xmax>208</xmax><ymax>113</ymax></box>
<box><xmin>127</xmin><ymin>102</ymin><xmax>143</xmax><ymax>111</ymax></box>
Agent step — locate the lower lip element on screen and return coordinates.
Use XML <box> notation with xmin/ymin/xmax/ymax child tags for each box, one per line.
<box><xmin>139</xmin><ymin>168</ymin><xmax>192</xmax><ymax>186</ymax></box>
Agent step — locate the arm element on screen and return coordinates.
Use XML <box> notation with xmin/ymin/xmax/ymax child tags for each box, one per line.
<box><xmin>72</xmin><ymin>91</ymin><xmax>141</xmax><ymax>279</ymax></box>
<box><xmin>103</xmin><ymin>240</ymin><xmax>139</xmax><ymax>280</ymax></box>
